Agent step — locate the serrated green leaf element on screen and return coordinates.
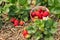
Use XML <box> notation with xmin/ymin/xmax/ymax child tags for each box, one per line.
<box><xmin>19</xmin><ymin>0</ymin><xmax>27</xmax><ymax>6</ymax></box>
<box><xmin>50</xmin><ymin>28</ymin><xmax>57</xmax><ymax>34</ymax></box>
<box><xmin>48</xmin><ymin>0</ymin><xmax>54</xmax><ymax>6</ymax></box>
<box><xmin>45</xmin><ymin>19</ymin><xmax>54</xmax><ymax>28</ymax></box>
<box><xmin>50</xmin><ymin>7</ymin><xmax>60</xmax><ymax>14</ymax></box>
<box><xmin>8</xmin><ymin>0</ymin><xmax>17</xmax><ymax>3</ymax></box>
<box><xmin>23</xmin><ymin>17</ymin><xmax>28</xmax><ymax>22</ymax></box>
<box><xmin>44</xmin><ymin>36</ymin><xmax>54</xmax><ymax>40</ymax></box>
<box><xmin>8</xmin><ymin>5</ymin><xmax>18</xmax><ymax>17</ymax></box>
<box><xmin>26</xmin><ymin>26</ymin><xmax>37</xmax><ymax>34</ymax></box>
<box><xmin>34</xmin><ymin>32</ymin><xmax>42</xmax><ymax>40</ymax></box>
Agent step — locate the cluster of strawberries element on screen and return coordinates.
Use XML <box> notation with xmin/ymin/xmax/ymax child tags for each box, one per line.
<box><xmin>10</xmin><ymin>18</ymin><xmax>30</xmax><ymax>38</ymax></box>
<box><xmin>10</xmin><ymin>17</ymin><xmax>25</xmax><ymax>27</ymax></box>
<box><xmin>31</xmin><ymin>8</ymin><xmax>49</xmax><ymax>19</ymax></box>
<box><xmin>10</xmin><ymin>7</ymin><xmax>50</xmax><ymax>38</ymax></box>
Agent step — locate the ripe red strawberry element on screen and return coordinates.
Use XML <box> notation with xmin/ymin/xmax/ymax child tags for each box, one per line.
<box><xmin>38</xmin><ymin>12</ymin><xmax>43</xmax><ymax>19</ymax></box>
<box><xmin>10</xmin><ymin>17</ymin><xmax>16</xmax><ymax>23</ymax></box>
<box><xmin>38</xmin><ymin>14</ymin><xmax>43</xmax><ymax>19</ymax></box>
<box><xmin>31</xmin><ymin>12</ymin><xmax>36</xmax><ymax>17</ymax></box>
<box><xmin>22</xmin><ymin>30</ymin><xmax>31</xmax><ymax>38</ymax></box>
<box><xmin>39</xmin><ymin>9</ymin><xmax>43</xmax><ymax>13</ymax></box>
<box><xmin>23</xmin><ymin>30</ymin><xmax>28</xmax><ymax>36</ymax></box>
<box><xmin>35</xmin><ymin>11</ymin><xmax>40</xmax><ymax>16</ymax></box>
<box><xmin>43</xmin><ymin>11</ymin><xmax>49</xmax><ymax>17</ymax></box>
<box><xmin>14</xmin><ymin>19</ymin><xmax>19</xmax><ymax>26</ymax></box>
<box><xmin>19</xmin><ymin>21</ymin><xmax>24</xmax><ymax>26</ymax></box>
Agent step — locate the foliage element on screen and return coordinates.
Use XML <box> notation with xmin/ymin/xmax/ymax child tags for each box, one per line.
<box><xmin>0</xmin><ymin>0</ymin><xmax>31</xmax><ymax>22</ymax></box>
<box><xmin>25</xmin><ymin>18</ymin><xmax>57</xmax><ymax>40</ymax></box>
<box><xmin>0</xmin><ymin>0</ymin><xmax>58</xmax><ymax>40</ymax></box>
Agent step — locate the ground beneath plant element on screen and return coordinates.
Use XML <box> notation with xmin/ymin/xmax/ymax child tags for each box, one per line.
<box><xmin>0</xmin><ymin>20</ymin><xmax>60</xmax><ymax>40</ymax></box>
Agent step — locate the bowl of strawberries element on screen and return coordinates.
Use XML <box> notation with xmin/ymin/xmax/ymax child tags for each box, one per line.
<box><xmin>30</xmin><ymin>6</ymin><xmax>50</xmax><ymax>21</ymax></box>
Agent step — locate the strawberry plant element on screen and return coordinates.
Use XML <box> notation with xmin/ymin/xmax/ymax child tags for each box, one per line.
<box><xmin>0</xmin><ymin>0</ymin><xmax>31</xmax><ymax>22</ymax></box>
<box><xmin>0</xmin><ymin>0</ymin><xmax>59</xmax><ymax>40</ymax></box>
<box><xmin>24</xmin><ymin>18</ymin><xmax>57</xmax><ymax>40</ymax></box>
<box><xmin>8</xmin><ymin>0</ymin><xmax>31</xmax><ymax>22</ymax></box>
<box><xmin>0</xmin><ymin>0</ymin><xmax>32</xmax><ymax>27</ymax></box>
